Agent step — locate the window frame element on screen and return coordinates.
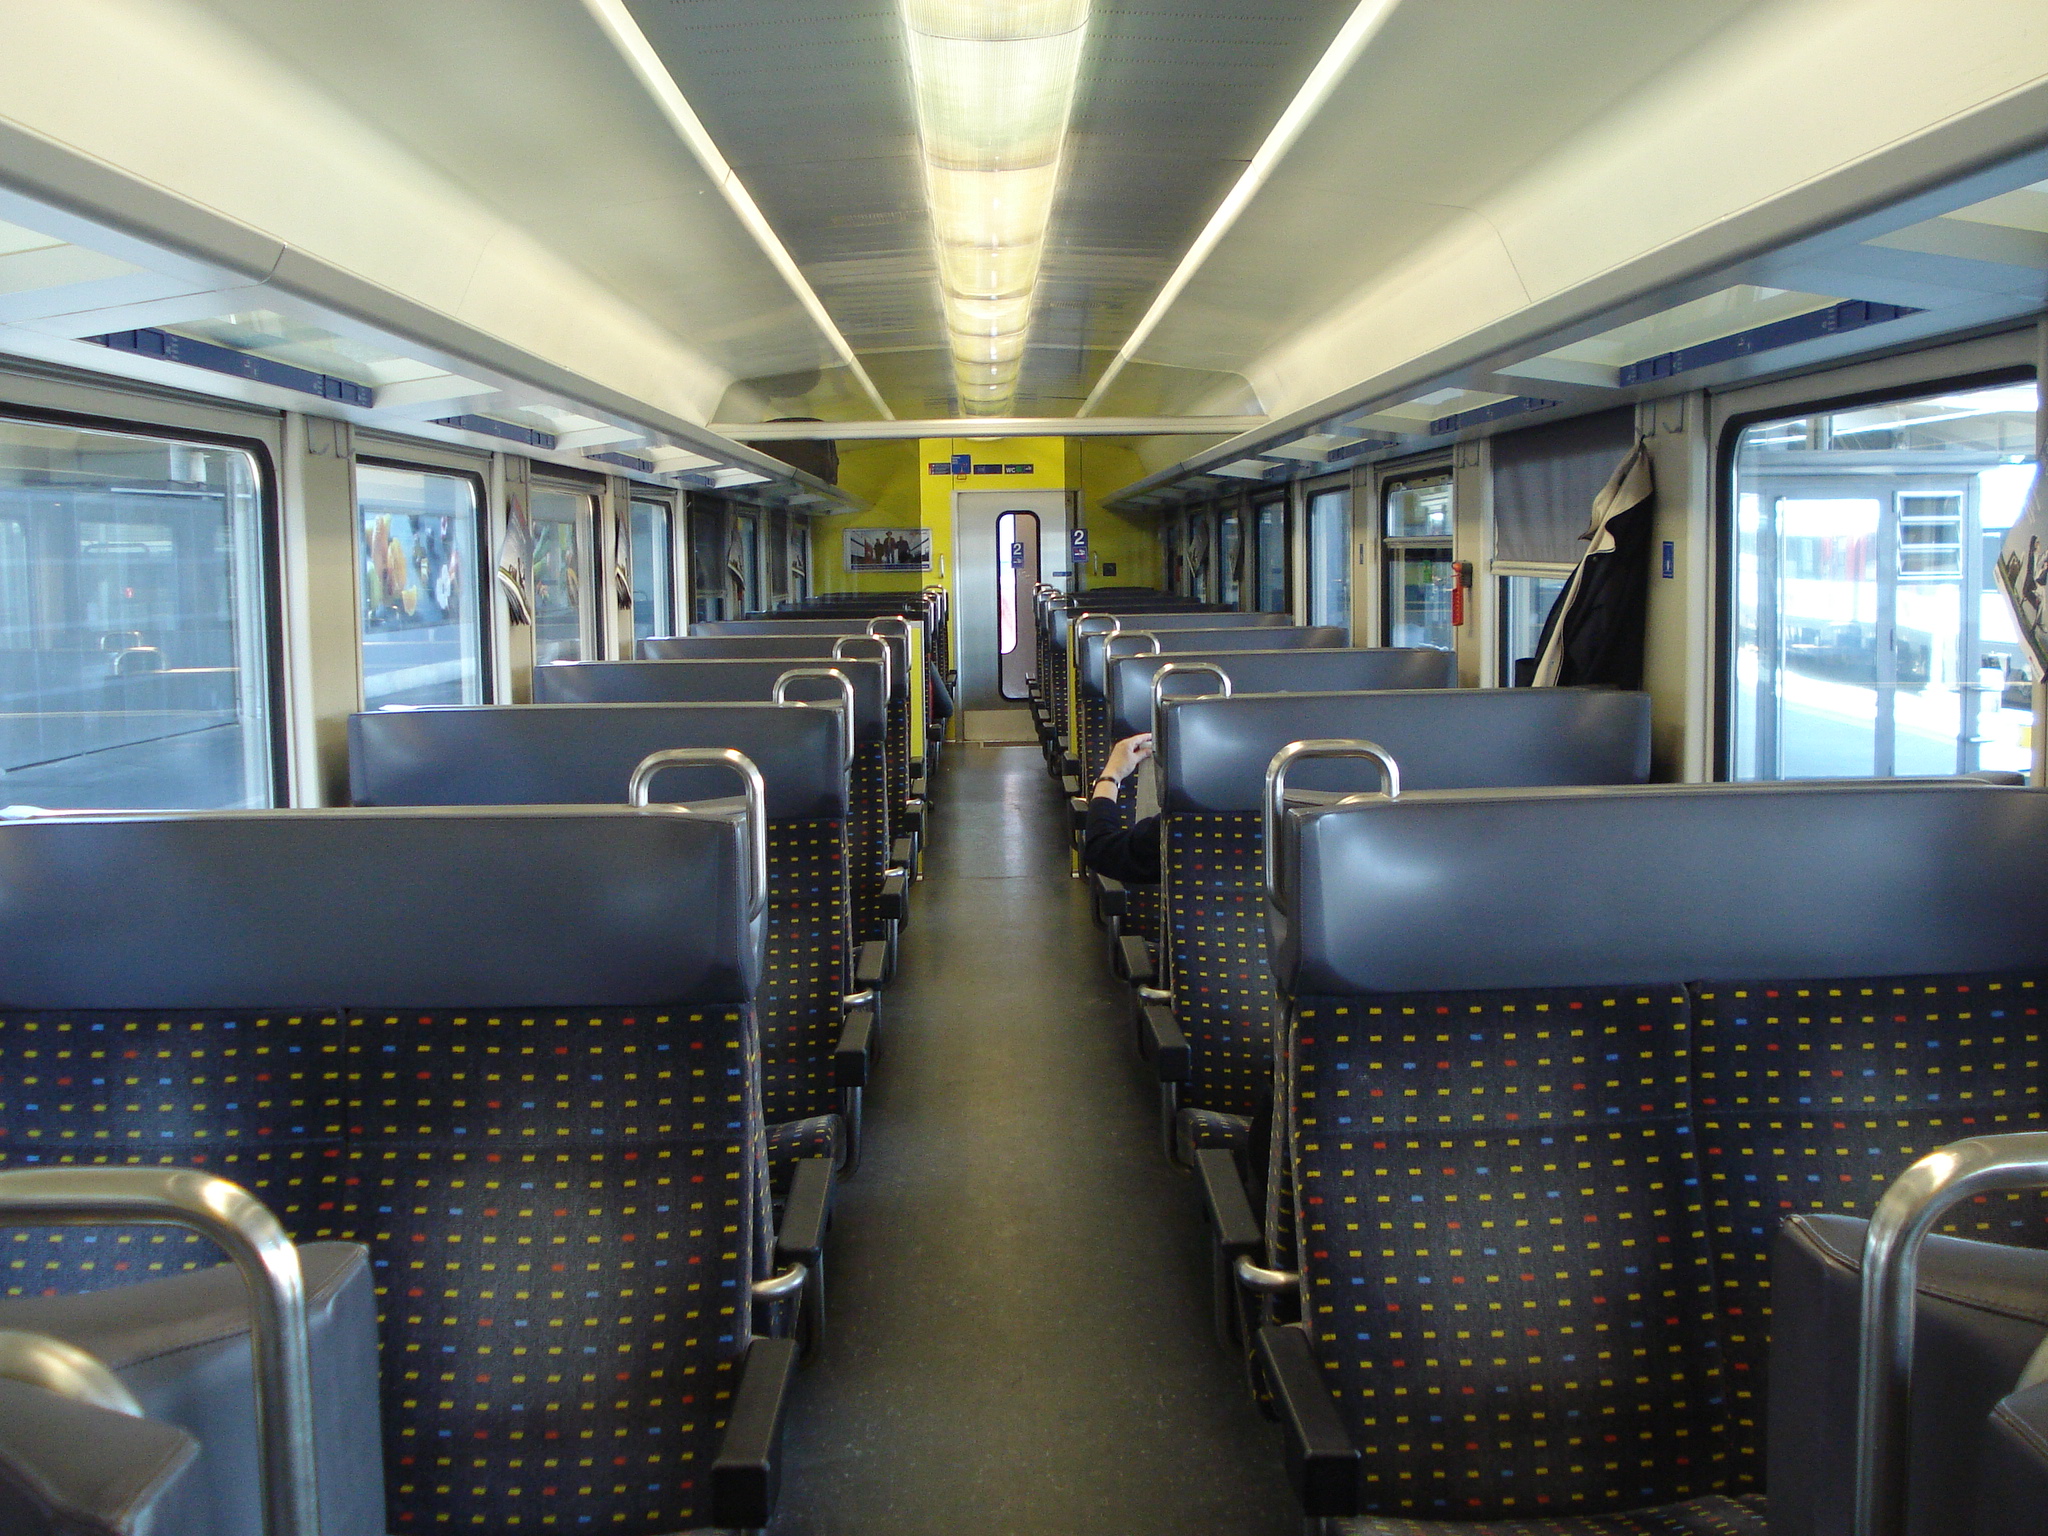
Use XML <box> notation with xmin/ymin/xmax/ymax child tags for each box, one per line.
<box><xmin>1378</xmin><ymin>461</ymin><xmax>1456</xmax><ymax>650</ymax></box>
<box><xmin>1711</xmin><ymin>361</ymin><xmax>2035</xmax><ymax>781</ymax></box>
<box><xmin>1302</xmin><ymin>474</ymin><xmax>1352</xmax><ymax>631</ymax></box>
<box><xmin>528</xmin><ymin>473</ymin><xmax>602</xmax><ymax>665</ymax></box>
<box><xmin>0</xmin><ymin>394</ymin><xmax>288</xmax><ymax>806</ymax></box>
<box><xmin>1252</xmin><ymin>492</ymin><xmax>1291</xmax><ymax>614</ymax></box>
<box><xmin>628</xmin><ymin>492</ymin><xmax>679</xmax><ymax>645</ymax></box>
<box><xmin>354</xmin><ymin>453</ymin><xmax>494</xmax><ymax>707</ymax></box>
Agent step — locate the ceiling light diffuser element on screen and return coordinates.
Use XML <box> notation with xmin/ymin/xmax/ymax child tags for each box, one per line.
<box><xmin>901</xmin><ymin>0</ymin><xmax>1089</xmax><ymax>415</ymax></box>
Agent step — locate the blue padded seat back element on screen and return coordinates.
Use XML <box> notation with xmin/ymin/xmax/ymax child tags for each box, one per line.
<box><xmin>1158</xmin><ymin>693</ymin><xmax>1652</xmax><ymax>1118</ymax></box>
<box><xmin>1690</xmin><ymin>969</ymin><xmax>2048</xmax><ymax>1485</ymax></box>
<box><xmin>1286</xmin><ymin>984</ymin><xmax>1731</xmax><ymax>1521</ymax></box>
<box><xmin>350</xmin><ymin>705</ymin><xmax>853</xmax><ymax>1122</ymax></box>
<box><xmin>1083</xmin><ymin>622</ymin><xmax>1344</xmax><ymax>703</ymax></box>
<box><xmin>688</xmin><ymin>621</ymin><xmax>911</xmax><ymax>706</ymax></box>
<box><xmin>639</xmin><ymin>636</ymin><xmax>901</xmax><ymax>707</ymax></box>
<box><xmin>1108</xmin><ymin>647</ymin><xmax>1457</xmax><ymax>740</ymax></box>
<box><xmin>532</xmin><ymin>657</ymin><xmax>886</xmax><ymax>742</ymax></box>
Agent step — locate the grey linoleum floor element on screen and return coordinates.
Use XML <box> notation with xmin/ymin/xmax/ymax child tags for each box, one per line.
<box><xmin>773</xmin><ymin>744</ymin><xmax>1297</xmax><ymax>1536</ymax></box>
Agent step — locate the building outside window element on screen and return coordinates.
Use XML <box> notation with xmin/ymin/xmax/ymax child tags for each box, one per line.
<box><xmin>357</xmin><ymin>462</ymin><xmax>486</xmax><ymax>706</ymax></box>
<box><xmin>1727</xmin><ymin>378</ymin><xmax>2037</xmax><ymax>778</ymax></box>
<box><xmin>1383</xmin><ymin>469</ymin><xmax>1454</xmax><ymax>650</ymax></box>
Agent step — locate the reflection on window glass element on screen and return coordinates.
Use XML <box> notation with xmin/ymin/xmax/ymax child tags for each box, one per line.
<box><xmin>1729</xmin><ymin>380</ymin><xmax>2038</xmax><ymax>779</ymax></box>
<box><xmin>1255</xmin><ymin>500</ymin><xmax>1288</xmax><ymax>612</ymax></box>
<box><xmin>1383</xmin><ymin>470</ymin><xmax>1455</xmax><ymax>650</ymax></box>
<box><xmin>357</xmin><ymin>464</ymin><xmax>483</xmax><ymax>707</ymax></box>
<box><xmin>1386</xmin><ymin>472</ymin><xmax>1452</xmax><ymax>537</ymax></box>
<box><xmin>531</xmin><ymin>486</ymin><xmax>587</xmax><ymax>664</ymax></box>
<box><xmin>1307</xmin><ymin>489</ymin><xmax>1350</xmax><ymax>631</ymax></box>
<box><xmin>732</xmin><ymin>513</ymin><xmax>760</xmax><ymax>615</ymax></box>
<box><xmin>690</xmin><ymin>504</ymin><xmax>726</xmax><ymax>623</ymax></box>
<box><xmin>1501</xmin><ymin>573</ymin><xmax>1570</xmax><ymax>683</ymax></box>
<box><xmin>0</xmin><ymin>417</ymin><xmax>271</xmax><ymax>807</ymax></box>
<box><xmin>630</xmin><ymin>498</ymin><xmax>673</xmax><ymax>644</ymax></box>
<box><xmin>1386</xmin><ymin>546</ymin><xmax>1455</xmax><ymax>649</ymax></box>
<box><xmin>1218</xmin><ymin>513</ymin><xmax>1243</xmax><ymax>607</ymax></box>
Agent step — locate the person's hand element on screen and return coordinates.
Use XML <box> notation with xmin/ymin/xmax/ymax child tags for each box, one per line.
<box><xmin>1089</xmin><ymin>737</ymin><xmax>1155</xmax><ymax>798</ymax></box>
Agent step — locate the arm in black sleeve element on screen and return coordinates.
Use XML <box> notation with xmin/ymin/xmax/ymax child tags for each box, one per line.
<box><xmin>1082</xmin><ymin>797</ymin><xmax>1161</xmax><ymax>885</ymax></box>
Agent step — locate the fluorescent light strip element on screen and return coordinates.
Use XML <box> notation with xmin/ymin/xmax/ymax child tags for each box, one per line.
<box><xmin>579</xmin><ymin>0</ymin><xmax>895</xmax><ymax>420</ymax></box>
<box><xmin>1077</xmin><ymin>0</ymin><xmax>1403</xmax><ymax>416</ymax></box>
<box><xmin>902</xmin><ymin>0</ymin><xmax>1090</xmax><ymax>416</ymax></box>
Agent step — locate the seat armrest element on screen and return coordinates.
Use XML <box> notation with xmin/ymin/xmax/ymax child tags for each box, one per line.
<box><xmin>855</xmin><ymin>941</ymin><xmax>887</xmax><ymax>990</ymax></box>
<box><xmin>1090</xmin><ymin>873</ymin><xmax>1127</xmax><ymax>917</ymax></box>
<box><xmin>1255</xmin><ymin>1325</ymin><xmax>1360</xmax><ymax>1518</ymax></box>
<box><xmin>1195</xmin><ymin>1148</ymin><xmax>1261</xmax><ymax>1259</ymax></box>
<box><xmin>877</xmin><ymin>870</ymin><xmax>909</xmax><ymax>921</ymax></box>
<box><xmin>710</xmin><ymin>1336</ymin><xmax>801</xmax><ymax>1529</ymax></box>
<box><xmin>891</xmin><ymin>835</ymin><xmax>915</xmax><ymax>868</ymax></box>
<box><xmin>1069</xmin><ymin>796</ymin><xmax>1088</xmax><ymax>834</ymax></box>
<box><xmin>775</xmin><ymin>1157</ymin><xmax>835</xmax><ymax>1270</ymax></box>
<box><xmin>1116</xmin><ymin>934</ymin><xmax>1156</xmax><ymax>985</ymax></box>
<box><xmin>1061</xmin><ymin>775</ymin><xmax>1081</xmax><ymax>799</ymax></box>
<box><xmin>909</xmin><ymin>775</ymin><xmax>928</xmax><ymax>801</ymax></box>
<box><xmin>835</xmin><ymin>1008</ymin><xmax>874</xmax><ymax>1088</ymax></box>
<box><xmin>1139</xmin><ymin>1002</ymin><xmax>1189</xmax><ymax>1082</ymax></box>
<box><xmin>900</xmin><ymin>803</ymin><xmax>924</xmax><ymax>835</ymax></box>
<box><xmin>1061</xmin><ymin>754</ymin><xmax>1079</xmax><ymax>778</ymax></box>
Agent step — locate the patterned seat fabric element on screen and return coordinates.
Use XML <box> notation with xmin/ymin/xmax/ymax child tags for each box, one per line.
<box><xmin>1288</xmin><ymin>986</ymin><xmax>1736</xmax><ymax>1523</ymax></box>
<box><xmin>1165</xmin><ymin>811</ymin><xmax>1278</xmax><ymax>1118</ymax></box>
<box><xmin>0</xmin><ymin>1004</ymin><xmax>768</xmax><ymax>1533</ymax></box>
<box><xmin>1335</xmin><ymin>1492</ymin><xmax>1766</xmax><ymax>1534</ymax></box>
<box><xmin>1174</xmin><ymin>1107</ymin><xmax>1250</xmax><ymax>1165</ymax></box>
<box><xmin>761</xmin><ymin>819</ymin><xmax>852</xmax><ymax>1126</ymax></box>
<box><xmin>848</xmin><ymin>744</ymin><xmax>891</xmax><ymax>941</ymax></box>
<box><xmin>1689</xmin><ymin>970</ymin><xmax>2048</xmax><ymax>1483</ymax></box>
<box><xmin>767</xmin><ymin>1114</ymin><xmax>844</xmax><ymax>1195</ymax></box>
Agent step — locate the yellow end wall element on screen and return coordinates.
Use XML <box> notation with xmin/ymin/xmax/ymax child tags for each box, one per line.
<box><xmin>812</xmin><ymin>435</ymin><xmax>1161</xmax><ymax>663</ymax></box>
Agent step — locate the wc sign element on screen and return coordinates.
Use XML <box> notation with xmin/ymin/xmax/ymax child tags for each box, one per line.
<box><xmin>1070</xmin><ymin>529</ymin><xmax>1088</xmax><ymax>564</ymax></box>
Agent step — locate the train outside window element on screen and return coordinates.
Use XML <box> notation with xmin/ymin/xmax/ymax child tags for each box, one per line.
<box><xmin>1728</xmin><ymin>379</ymin><xmax>2038</xmax><ymax>778</ymax></box>
<box><xmin>0</xmin><ymin>416</ymin><xmax>271</xmax><ymax>808</ymax></box>
<box><xmin>355</xmin><ymin>462</ymin><xmax>486</xmax><ymax>707</ymax></box>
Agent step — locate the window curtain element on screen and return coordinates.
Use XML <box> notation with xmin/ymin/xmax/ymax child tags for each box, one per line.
<box><xmin>1493</xmin><ymin>406</ymin><xmax>1638</xmax><ymax>565</ymax></box>
<box><xmin>1531</xmin><ymin>441</ymin><xmax>1655</xmax><ymax>688</ymax></box>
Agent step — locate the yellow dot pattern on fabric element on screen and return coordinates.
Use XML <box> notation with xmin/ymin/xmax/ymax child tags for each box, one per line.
<box><xmin>1166</xmin><ymin>811</ymin><xmax>1280</xmax><ymax>1117</ymax></box>
<box><xmin>1692</xmin><ymin>971</ymin><xmax>2048</xmax><ymax>1484</ymax></box>
<box><xmin>1290</xmin><ymin>988</ymin><xmax>1729</xmax><ymax>1521</ymax></box>
<box><xmin>848</xmin><ymin>744</ymin><xmax>892</xmax><ymax>943</ymax></box>
<box><xmin>759</xmin><ymin>818</ymin><xmax>850</xmax><ymax>1126</ymax></box>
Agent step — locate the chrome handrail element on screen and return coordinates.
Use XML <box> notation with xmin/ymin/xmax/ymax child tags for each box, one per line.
<box><xmin>752</xmin><ymin>1262</ymin><xmax>807</xmax><ymax>1302</ymax></box>
<box><xmin>832</xmin><ymin>634</ymin><xmax>891</xmax><ymax>708</ymax></box>
<box><xmin>1072</xmin><ymin>613</ymin><xmax>1120</xmax><ymax>642</ymax></box>
<box><xmin>1149</xmin><ymin>662</ymin><xmax>1232</xmax><ymax>738</ymax></box>
<box><xmin>628</xmin><ymin>746</ymin><xmax>769</xmax><ymax>923</ymax></box>
<box><xmin>0</xmin><ymin>1168</ymin><xmax>320</xmax><ymax>1536</ymax></box>
<box><xmin>1854</xmin><ymin>1132</ymin><xmax>2048</xmax><ymax>1536</ymax></box>
<box><xmin>0</xmin><ymin>1329</ymin><xmax>144</xmax><ymax>1417</ymax></box>
<box><xmin>773</xmin><ymin>667</ymin><xmax>856</xmax><ymax>769</ymax></box>
<box><xmin>1262</xmin><ymin>739</ymin><xmax>1401</xmax><ymax>909</ymax></box>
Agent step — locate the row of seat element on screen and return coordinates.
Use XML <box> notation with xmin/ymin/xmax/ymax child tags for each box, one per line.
<box><xmin>1029</xmin><ymin>589</ymin><xmax>2048</xmax><ymax>1535</ymax></box>
<box><xmin>0</xmin><ymin>590</ymin><xmax>951</xmax><ymax>1533</ymax></box>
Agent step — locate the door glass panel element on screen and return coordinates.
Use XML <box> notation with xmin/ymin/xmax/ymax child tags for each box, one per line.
<box><xmin>629</xmin><ymin>498</ymin><xmax>673</xmax><ymax>644</ymax></box>
<box><xmin>997</xmin><ymin>509</ymin><xmax>1040</xmax><ymax>699</ymax></box>
<box><xmin>357</xmin><ymin>464</ymin><xmax>484</xmax><ymax>707</ymax></box>
<box><xmin>1729</xmin><ymin>380</ymin><xmax>2037</xmax><ymax>778</ymax></box>
<box><xmin>1386</xmin><ymin>545</ymin><xmax>1455</xmax><ymax>649</ymax></box>
<box><xmin>0</xmin><ymin>416</ymin><xmax>272</xmax><ymax>807</ymax></box>
<box><xmin>1307</xmin><ymin>489</ymin><xmax>1350</xmax><ymax>630</ymax></box>
<box><xmin>1255</xmin><ymin>500</ymin><xmax>1288</xmax><ymax>612</ymax></box>
<box><xmin>530</xmin><ymin>486</ymin><xmax>588</xmax><ymax>664</ymax></box>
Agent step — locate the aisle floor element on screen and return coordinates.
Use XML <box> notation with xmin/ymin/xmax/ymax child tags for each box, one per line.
<box><xmin>773</xmin><ymin>745</ymin><xmax>1297</xmax><ymax>1535</ymax></box>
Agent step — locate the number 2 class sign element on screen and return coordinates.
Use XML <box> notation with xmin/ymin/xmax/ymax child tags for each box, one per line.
<box><xmin>1010</xmin><ymin>541</ymin><xmax>1025</xmax><ymax>569</ymax></box>
<box><xmin>1070</xmin><ymin>528</ymin><xmax>1088</xmax><ymax>564</ymax></box>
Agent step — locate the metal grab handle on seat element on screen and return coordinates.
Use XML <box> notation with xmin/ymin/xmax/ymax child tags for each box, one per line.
<box><xmin>0</xmin><ymin>1167</ymin><xmax>321</xmax><ymax>1536</ymax></box>
<box><xmin>1072</xmin><ymin>613</ymin><xmax>1120</xmax><ymax>642</ymax></box>
<box><xmin>629</xmin><ymin>747</ymin><xmax>769</xmax><ymax>924</ymax></box>
<box><xmin>752</xmin><ymin>1262</ymin><xmax>807</xmax><ymax>1302</ymax></box>
<box><xmin>832</xmin><ymin>635</ymin><xmax>891</xmax><ymax>709</ymax></box>
<box><xmin>1262</xmin><ymin>739</ymin><xmax>1401</xmax><ymax>910</ymax></box>
<box><xmin>1853</xmin><ymin>1132</ymin><xmax>2048</xmax><ymax>1536</ymax></box>
<box><xmin>1149</xmin><ymin>662</ymin><xmax>1230</xmax><ymax>737</ymax></box>
<box><xmin>773</xmin><ymin>667</ymin><xmax>856</xmax><ymax>769</ymax></box>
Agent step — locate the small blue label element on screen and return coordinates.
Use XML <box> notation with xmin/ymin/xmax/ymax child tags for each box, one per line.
<box><xmin>1661</xmin><ymin>540</ymin><xmax>1675</xmax><ymax>579</ymax></box>
<box><xmin>1070</xmin><ymin>529</ymin><xmax>1089</xmax><ymax>563</ymax></box>
<box><xmin>1010</xmin><ymin>541</ymin><xmax>1026</xmax><ymax>569</ymax></box>
<box><xmin>951</xmin><ymin>452</ymin><xmax>971</xmax><ymax>475</ymax></box>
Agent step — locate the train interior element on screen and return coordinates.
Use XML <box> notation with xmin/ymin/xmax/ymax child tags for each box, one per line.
<box><xmin>0</xmin><ymin>3</ymin><xmax>2046</xmax><ymax>1534</ymax></box>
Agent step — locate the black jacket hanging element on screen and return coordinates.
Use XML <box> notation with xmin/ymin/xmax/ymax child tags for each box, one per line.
<box><xmin>1531</xmin><ymin>440</ymin><xmax>1655</xmax><ymax>689</ymax></box>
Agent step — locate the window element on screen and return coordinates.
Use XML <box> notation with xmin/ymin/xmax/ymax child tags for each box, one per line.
<box><xmin>1161</xmin><ymin>520</ymin><xmax>1183</xmax><ymax>597</ymax></box>
<box><xmin>1306</xmin><ymin>487</ymin><xmax>1350</xmax><ymax>631</ymax></box>
<box><xmin>1500</xmin><ymin>572</ymin><xmax>1570</xmax><ymax>684</ymax></box>
<box><xmin>1186</xmin><ymin>513</ymin><xmax>1212</xmax><ymax>602</ymax></box>
<box><xmin>731</xmin><ymin>511</ymin><xmax>760</xmax><ymax>616</ymax></box>
<box><xmin>1254</xmin><ymin>497</ymin><xmax>1289</xmax><ymax>613</ymax></box>
<box><xmin>996</xmin><ymin>509</ymin><xmax>1040</xmax><ymax>699</ymax></box>
<box><xmin>689</xmin><ymin>501</ymin><xmax>727</xmax><ymax>622</ymax></box>
<box><xmin>764</xmin><ymin>511</ymin><xmax>789</xmax><ymax>607</ymax></box>
<box><xmin>0</xmin><ymin>415</ymin><xmax>272</xmax><ymax>808</ymax></box>
<box><xmin>356</xmin><ymin>463</ymin><xmax>486</xmax><ymax>707</ymax></box>
<box><xmin>1727</xmin><ymin>378</ymin><xmax>2037</xmax><ymax>778</ymax></box>
<box><xmin>1218</xmin><ymin>509</ymin><xmax>1244</xmax><ymax>608</ymax></box>
<box><xmin>629</xmin><ymin>497</ymin><xmax>675</xmax><ymax>644</ymax></box>
<box><xmin>1383</xmin><ymin>470</ymin><xmax>1454</xmax><ymax>650</ymax></box>
<box><xmin>530</xmin><ymin>484</ymin><xmax>590</xmax><ymax>664</ymax></box>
